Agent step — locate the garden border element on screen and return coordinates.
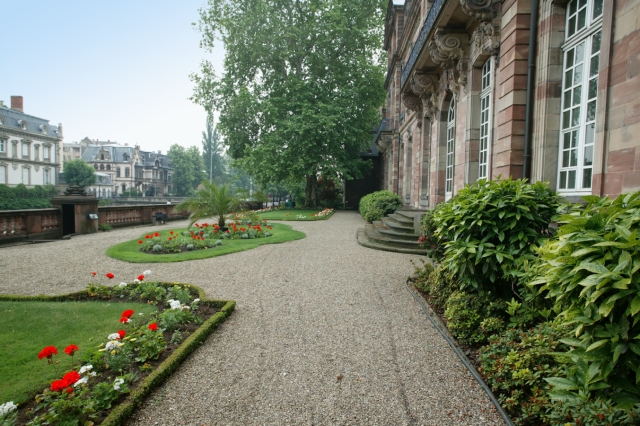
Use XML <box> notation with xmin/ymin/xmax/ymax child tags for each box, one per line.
<box><xmin>0</xmin><ymin>283</ymin><xmax>235</xmax><ymax>426</ymax></box>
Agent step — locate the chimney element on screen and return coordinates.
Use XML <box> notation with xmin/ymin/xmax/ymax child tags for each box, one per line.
<box><xmin>157</xmin><ymin>150</ymin><xmax>162</xmax><ymax>154</ymax></box>
<box><xmin>58</xmin><ymin>123</ymin><xmax>63</xmax><ymax>137</ymax></box>
<box><xmin>11</xmin><ymin>96</ymin><xmax>23</xmax><ymax>112</ymax></box>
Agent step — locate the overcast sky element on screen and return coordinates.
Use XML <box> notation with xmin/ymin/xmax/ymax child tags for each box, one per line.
<box><xmin>0</xmin><ymin>0</ymin><xmax>225</xmax><ymax>154</ymax></box>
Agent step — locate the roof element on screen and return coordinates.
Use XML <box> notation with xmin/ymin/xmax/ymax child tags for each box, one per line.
<box><xmin>95</xmin><ymin>173</ymin><xmax>115</xmax><ymax>185</ymax></box>
<box><xmin>81</xmin><ymin>145</ymin><xmax>135</xmax><ymax>163</ymax></box>
<box><xmin>0</xmin><ymin>106</ymin><xmax>61</xmax><ymax>139</ymax></box>
<box><xmin>138</xmin><ymin>150</ymin><xmax>172</xmax><ymax>169</ymax></box>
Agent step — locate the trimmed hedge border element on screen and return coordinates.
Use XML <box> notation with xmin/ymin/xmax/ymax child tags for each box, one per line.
<box><xmin>0</xmin><ymin>283</ymin><xmax>235</xmax><ymax>425</ymax></box>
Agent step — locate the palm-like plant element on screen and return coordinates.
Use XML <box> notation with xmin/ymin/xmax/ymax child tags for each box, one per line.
<box><xmin>176</xmin><ymin>180</ymin><xmax>248</xmax><ymax>228</ymax></box>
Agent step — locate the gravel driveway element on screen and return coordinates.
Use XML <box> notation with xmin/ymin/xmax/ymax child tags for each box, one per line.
<box><xmin>0</xmin><ymin>211</ymin><xmax>504</xmax><ymax>425</ymax></box>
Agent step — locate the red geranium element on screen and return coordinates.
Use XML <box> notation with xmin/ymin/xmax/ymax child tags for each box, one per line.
<box><xmin>106</xmin><ymin>272</ymin><xmax>115</xmax><ymax>279</ymax></box>
<box><xmin>169</xmin><ymin>231</ymin><xmax>174</xmax><ymax>235</ymax></box>
<box><xmin>122</xmin><ymin>309</ymin><xmax>134</xmax><ymax>318</ymax></box>
<box><xmin>50</xmin><ymin>379</ymin><xmax>67</xmax><ymax>392</ymax></box>
<box><xmin>63</xmin><ymin>371</ymin><xmax>80</xmax><ymax>384</ymax></box>
<box><xmin>66</xmin><ymin>387</ymin><xmax>73</xmax><ymax>394</ymax></box>
<box><xmin>137</xmin><ymin>274</ymin><xmax>145</xmax><ymax>281</ymax></box>
<box><xmin>64</xmin><ymin>345</ymin><xmax>79</xmax><ymax>356</ymax></box>
<box><xmin>38</xmin><ymin>346</ymin><xmax>58</xmax><ymax>360</ymax></box>
<box><xmin>119</xmin><ymin>317</ymin><xmax>130</xmax><ymax>324</ymax></box>
<box><xmin>50</xmin><ymin>370</ymin><xmax>81</xmax><ymax>392</ymax></box>
<box><xmin>194</xmin><ymin>223</ymin><xmax>199</xmax><ymax>227</ymax></box>
<box><xmin>138</xmin><ymin>240</ymin><xmax>143</xmax><ymax>244</ymax></box>
<box><xmin>91</xmin><ymin>271</ymin><xmax>97</xmax><ymax>277</ymax></box>
<box><xmin>148</xmin><ymin>322</ymin><xmax>158</xmax><ymax>331</ymax></box>
<box><xmin>117</xmin><ymin>330</ymin><xmax>126</xmax><ymax>339</ymax></box>
<box><xmin>153</xmin><ymin>232</ymin><xmax>160</xmax><ymax>237</ymax></box>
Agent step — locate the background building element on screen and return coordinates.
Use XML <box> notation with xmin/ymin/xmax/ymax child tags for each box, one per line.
<box><xmin>0</xmin><ymin>96</ymin><xmax>62</xmax><ymax>188</ymax></box>
<box><xmin>374</xmin><ymin>0</ymin><xmax>640</xmax><ymax>208</ymax></box>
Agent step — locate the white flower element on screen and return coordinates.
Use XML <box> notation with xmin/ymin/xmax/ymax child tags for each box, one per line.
<box><xmin>79</xmin><ymin>365</ymin><xmax>93</xmax><ymax>375</ymax></box>
<box><xmin>143</xmin><ymin>270</ymin><xmax>152</xmax><ymax>276</ymax></box>
<box><xmin>108</xmin><ymin>333</ymin><xmax>121</xmax><ymax>340</ymax></box>
<box><xmin>0</xmin><ymin>401</ymin><xmax>17</xmax><ymax>415</ymax></box>
<box><xmin>118</xmin><ymin>282</ymin><xmax>127</xmax><ymax>288</ymax></box>
<box><xmin>74</xmin><ymin>376</ymin><xmax>89</xmax><ymax>387</ymax></box>
<box><xmin>139</xmin><ymin>312</ymin><xmax>144</xmax><ymax>316</ymax></box>
<box><xmin>168</xmin><ymin>299</ymin><xmax>182</xmax><ymax>310</ymax></box>
<box><xmin>193</xmin><ymin>298</ymin><xmax>200</xmax><ymax>303</ymax></box>
<box><xmin>134</xmin><ymin>279</ymin><xmax>140</xmax><ymax>283</ymax></box>
<box><xmin>113</xmin><ymin>378</ymin><xmax>125</xmax><ymax>391</ymax></box>
<box><xmin>105</xmin><ymin>340</ymin><xmax>123</xmax><ymax>351</ymax></box>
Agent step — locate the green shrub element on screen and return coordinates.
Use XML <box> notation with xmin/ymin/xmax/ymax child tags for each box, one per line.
<box><xmin>432</xmin><ymin>177</ymin><xmax>561</xmax><ymax>295</ymax></box>
<box><xmin>478</xmin><ymin>321</ymin><xmax>572</xmax><ymax>425</ymax></box>
<box><xmin>534</xmin><ymin>191</ymin><xmax>640</xmax><ymax>405</ymax></box>
<box><xmin>542</xmin><ymin>398</ymin><xmax>640</xmax><ymax>426</ymax></box>
<box><xmin>358</xmin><ymin>190</ymin><xmax>402</xmax><ymax>223</ymax></box>
<box><xmin>412</xmin><ymin>263</ymin><xmax>458</xmax><ymax>310</ymax></box>
<box><xmin>98</xmin><ymin>223</ymin><xmax>113</xmax><ymax>232</ymax></box>
<box><xmin>444</xmin><ymin>291</ymin><xmax>507</xmax><ymax>346</ymax></box>
<box><xmin>0</xmin><ymin>184</ymin><xmax>58</xmax><ymax>210</ymax></box>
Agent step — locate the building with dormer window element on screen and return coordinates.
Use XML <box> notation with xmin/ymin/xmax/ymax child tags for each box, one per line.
<box><xmin>0</xmin><ymin>96</ymin><xmax>62</xmax><ymax>188</ymax></box>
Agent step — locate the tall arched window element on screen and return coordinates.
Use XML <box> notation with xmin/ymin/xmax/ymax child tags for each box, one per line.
<box><xmin>558</xmin><ymin>0</ymin><xmax>603</xmax><ymax>192</ymax></box>
<box><xmin>445</xmin><ymin>99</ymin><xmax>456</xmax><ymax>200</ymax></box>
<box><xmin>479</xmin><ymin>59</ymin><xmax>493</xmax><ymax>180</ymax></box>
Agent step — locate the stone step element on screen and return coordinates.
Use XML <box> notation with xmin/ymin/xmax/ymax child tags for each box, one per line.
<box><xmin>365</xmin><ymin>225</ymin><xmax>421</xmax><ymax>248</ymax></box>
<box><xmin>373</xmin><ymin>221</ymin><xmax>422</xmax><ymax>241</ymax></box>
<box><xmin>388</xmin><ymin>213</ymin><xmax>414</xmax><ymax>226</ymax></box>
<box><xmin>381</xmin><ymin>216</ymin><xmax>415</xmax><ymax>234</ymax></box>
<box><xmin>357</xmin><ymin>228</ymin><xmax>428</xmax><ymax>255</ymax></box>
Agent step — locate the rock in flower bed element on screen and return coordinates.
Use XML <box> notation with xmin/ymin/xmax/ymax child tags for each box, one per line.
<box><xmin>139</xmin><ymin>220</ymin><xmax>274</xmax><ymax>254</ymax></box>
<box><xmin>0</xmin><ymin>271</ymin><xmax>234</xmax><ymax>426</ymax></box>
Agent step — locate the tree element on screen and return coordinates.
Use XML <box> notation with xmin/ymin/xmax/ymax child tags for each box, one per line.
<box><xmin>63</xmin><ymin>159</ymin><xmax>96</xmax><ymax>188</ymax></box>
<box><xmin>202</xmin><ymin>115</ymin><xmax>227</xmax><ymax>184</ymax></box>
<box><xmin>175</xmin><ymin>180</ymin><xmax>248</xmax><ymax>227</ymax></box>
<box><xmin>167</xmin><ymin>145</ymin><xmax>206</xmax><ymax>196</ymax></box>
<box><xmin>191</xmin><ymin>0</ymin><xmax>385</xmax><ymax>207</ymax></box>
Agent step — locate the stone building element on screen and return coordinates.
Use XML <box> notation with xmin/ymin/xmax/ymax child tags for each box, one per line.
<box><xmin>374</xmin><ymin>0</ymin><xmax>640</xmax><ymax>208</ymax></box>
<box><xmin>81</xmin><ymin>142</ymin><xmax>173</xmax><ymax>196</ymax></box>
<box><xmin>0</xmin><ymin>96</ymin><xmax>62</xmax><ymax>188</ymax></box>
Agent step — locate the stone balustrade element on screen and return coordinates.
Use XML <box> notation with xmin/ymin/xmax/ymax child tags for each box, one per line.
<box><xmin>98</xmin><ymin>204</ymin><xmax>188</xmax><ymax>228</ymax></box>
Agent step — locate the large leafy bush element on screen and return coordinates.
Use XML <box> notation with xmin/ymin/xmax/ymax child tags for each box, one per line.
<box><xmin>358</xmin><ymin>190</ymin><xmax>402</xmax><ymax>223</ymax></box>
<box><xmin>534</xmin><ymin>191</ymin><xmax>640</xmax><ymax>404</ymax></box>
<box><xmin>0</xmin><ymin>184</ymin><xmax>58</xmax><ymax>210</ymax></box>
<box><xmin>432</xmin><ymin>178</ymin><xmax>561</xmax><ymax>295</ymax></box>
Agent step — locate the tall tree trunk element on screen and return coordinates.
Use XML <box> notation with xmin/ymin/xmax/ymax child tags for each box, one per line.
<box><xmin>305</xmin><ymin>174</ymin><xmax>318</xmax><ymax>208</ymax></box>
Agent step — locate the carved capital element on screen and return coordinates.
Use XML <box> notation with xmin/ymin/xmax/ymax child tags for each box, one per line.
<box><xmin>428</xmin><ymin>32</ymin><xmax>464</xmax><ymax>69</ymax></box>
<box><xmin>471</xmin><ymin>21</ymin><xmax>501</xmax><ymax>60</ymax></box>
<box><xmin>377</xmin><ymin>135</ymin><xmax>393</xmax><ymax>154</ymax></box>
<box><xmin>410</xmin><ymin>72</ymin><xmax>439</xmax><ymax>98</ymax></box>
<box><xmin>460</xmin><ymin>0</ymin><xmax>495</xmax><ymax>22</ymax></box>
<box><xmin>402</xmin><ymin>92</ymin><xmax>421</xmax><ymax>113</ymax></box>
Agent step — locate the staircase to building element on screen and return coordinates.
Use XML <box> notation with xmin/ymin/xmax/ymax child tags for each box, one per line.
<box><xmin>357</xmin><ymin>209</ymin><xmax>429</xmax><ymax>255</ymax></box>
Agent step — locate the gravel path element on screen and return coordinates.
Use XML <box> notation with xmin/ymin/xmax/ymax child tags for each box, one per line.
<box><xmin>0</xmin><ymin>211</ymin><xmax>503</xmax><ymax>425</ymax></box>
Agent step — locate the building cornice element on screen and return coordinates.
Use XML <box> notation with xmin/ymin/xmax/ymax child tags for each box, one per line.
<box><xmin>0</xmin><ymin>126</ymin><xmax>62</xmax><ymax>143</ymax></box>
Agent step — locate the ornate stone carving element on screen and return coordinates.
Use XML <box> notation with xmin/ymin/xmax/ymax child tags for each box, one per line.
<box><xmin>428</xmin><ymin>32</ymin><xmax>469</xmax><ymax>99</ymax></box>
<box><xmin>64</xmin><ymin>185</ymin><xmax>90</xmax><ymax>196</ymax></box>
<box><xmin>471</xmin><ymin>21</ymin><xmax>501</xmax><ymax>59</ymax></box>
<box><xmin>377</xmin><ymin>135</ymin><xmax>393</xmax><ymax>154</ymax></box>
<box><xmin>402</xmin><ymin>92</ymin><xmax>421</xmax><ymax>113</ymax></box>
<box><xmin>460</xmin><ymin>0</ymin><xmax>495</xmax><ymax>22</ymax></box>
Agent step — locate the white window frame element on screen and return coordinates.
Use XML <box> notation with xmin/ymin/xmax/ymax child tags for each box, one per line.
<box><xmin>43</xmin><ymin>146</ymin><xmax>50</xmax><ymax>161</ymax></box>
<box><xmin>0</xmin><ymin>139</ymin><xmax>5</xmax><ymax>154</ymax></box>
<box><xmin>0</xmin><ymin>165</ymin><xmax>6</xmax><ymax>184</ymax></box>
<box><xmin>44</xmin><ymin>168</ymin><xmax>51</xmax><ymax>185</ymax></box>
<box><xmin>445</xmin><ymin>99</ymin><xmax>456</xmax><ymax>200</ymax></box>
<box><xmin>479</xmin><ymin>59</ymin><xmax>493</xmax><ymax>180</ymax></box>
<box><xmin>22</xmin><ymin>167</ymin><xmax>30</xmax><ymax>185</ymax></box>
<box><xmin>22</xmin><ymin>143</ymin><xmax>30</xmax><ymax>159</ymax></box>
<box><xmin>557</xmin><ymin>0</ymin><xmax>603</xmax><ymax>194</ymax></box>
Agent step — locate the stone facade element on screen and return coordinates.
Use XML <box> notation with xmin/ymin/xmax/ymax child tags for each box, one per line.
<box><xmin>0</xmin><ymin>96</ymin><xmax>62</xmax><ymax>188</ymax></box>
<box><xmin>376</xmin><ymin>0</ymin><xmax>640</xmax><ymax>207</ymax></box>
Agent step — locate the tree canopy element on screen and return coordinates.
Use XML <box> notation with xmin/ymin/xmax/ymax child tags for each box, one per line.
<box><xmin>191</xmin><ymin>0</ymin><xmax>386</xmax><ymax>206</ymax></box>
<box><xmin>167</xmin><ymin>145</ymin><xmax>205</xmax><ymax>196</ymax></box>
<box><xmin>63</xmin><ymin>159</ymin><xmax>97</xmax><ymax>188</ymax></box>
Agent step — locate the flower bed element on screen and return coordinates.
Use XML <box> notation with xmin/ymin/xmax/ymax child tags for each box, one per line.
<box><xmin>0</xmin><ymin>271</ymin><xmax>235</xmax><ymax>426</ymax></box>
<box><xmin>255</xmin><ymin>208</ymin><xmax>334</xmax><ymax>221</ymax></box>
<box><xmin>139</xmin><ymin>220</ymin><xmax>274</xmax><ymax>254</ymax></box>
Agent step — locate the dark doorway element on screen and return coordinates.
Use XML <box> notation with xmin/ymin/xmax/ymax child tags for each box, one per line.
<box><xmin>61</xmin><ymin>204</ymin><xmax>75</xmax><ymax>236</ymax></box>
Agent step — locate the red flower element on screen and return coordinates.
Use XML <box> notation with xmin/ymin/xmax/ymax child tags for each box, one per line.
<box><xmin>50</xmin><ymin>371</ymin><xmax>81</xmax><ymax>392</ymax></box>
<box><xmin>106</xmin><ymin>272</ymin><xmax>115</xmax><ymax>279</ymax></box>
<box><xmin>169</xmin><ymin>231</ymin><xmax>174</xmax><ymax>235</ymax></box>
<box><xmin>168</xmin><ymin>237</ymin><xmax>172</xmax><ymax>241</ymax></box>
<box><xmin>50</xmin><ymin>379</ymin><xmax>67</xmax><ymax>392</ymax></box>
<box><xmin>153</xmin><ymin>232</ymin><xmax>160</xmax><ymax>237</ymax></box>
<box><xmin>122</xmin><ymin>309</ymin><xmax>134</xmax><ymax>318</ymax></box>
<box><xmin>64</xmin><ymin>345</ymin><xmax>79</xmax><ymax>356</ymax></box>
<box><xmin>137</xmin><ymin>274</ymin><xmax>145</xmax><ymax>281</ymax></box>
<box><xmin>117</xmin><ymin>330</ymin><xmax>126</xmax><ymax>339</ymax></box>
<box><xmin>138</xmin><ymin>240</ymin><xmax>143</xmax><ymax>244</ymax></box>
<box><xmin>91</xmin><ymin>271</ymin><xmax>97</xmax><ymax>277</ymax></box>
<box><xmin>119</xmin><ymin>317</ymin><xmax>129</xmax><ymax>324</ymax></box>
<box><xmin>148</xmin><ymin>322</ymin><xmax>158</xmax><ymax>331</ymax></box>
<box><xmin>66</xmin><ymin>387</ymin><xmax>73</xmax><ymax>394</ymax></box>
<box><xmin>38</xmin><ymin>346</ymin><xmax>58</xmax><ymax>360</ymax></box>
<box><xmin>63</xmin><ymin>371</ymin><xmax>80</xmax><ymax>384</ymax></box>
<box><xmin>194</xmin><ymin>223</ymin><xmax>199</xmax><ymax>227</ymax></box>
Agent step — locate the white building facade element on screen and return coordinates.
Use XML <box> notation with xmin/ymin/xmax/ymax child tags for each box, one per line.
<box><xmin>0</xmin><ymin>96</ymin><xmax>62</xmax><ymax>188</ymax></box>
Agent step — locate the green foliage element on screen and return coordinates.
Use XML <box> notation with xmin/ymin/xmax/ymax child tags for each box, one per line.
<box><xmin>176</xmin><ymin>180</ymin><xmax>248</xmax><ymax>228</ymax></box>
<box><xmin>533</xmin><ymin>191</ymin><xmax>640</xmax><ymax>397</ymax></box>
<box><xmin>412</xmin><ymin>263</ymin><xmax>458</xmax><ymax>309</ymax></box>
<box><xmin>317</xmin><ymin>175</ymin><xmax>343</xmax><ymax>208</ymax></box>
<box><xmin>130</xmin><ymin>328</ymin><xmax>166</xmax><ymax>363</ymax></box>
<box><xmin>63</xmin><ymin>159</ymin><xmax>97</xmax><ymax>188</ymax></box>
<box><xmin>478</xmin><ymin>321</ymin><xmax>572</xmax><ymax>425</ymax></box>
<box><xmin>542</xmin><ymin>397</ymin><xmax>640</xmax><ymax>425</ymax></box>
<box><xmin>0</xmin><ymin>184</ymin><xmax>58</xmax><ymax>210</ymax></box>
<box><xmin>358</xmin><ymin>190</ymin><xmax>402</xmax><ymax>223</ymax></box>
<box><xmin>98</xmin><ymin>199</ymin><xmax>113</xmax><ymax>206</ymax></box>
<box><xmin>444</xmin><ymin>291</ymin><xmax>507</xmax><ymax>346</ymax></box>
<box><xmin>98</xmin><ymin>223</ymin><xmax>113</xmax><ymax>232</ymax></box>
<box><xmin>167</xmin><ymin>144</ymin><xmax>206</xmax><ymax>196</ymax></box>
<box><xmin>191</xmin><ymin>0</ymin><xmax>385</xmax><ymax>207</ymax></box>
<box><xmin>418</xmin><ymin>202</ymin><xmax>448</xmax><ymax>260</ymax></box>
<box><xmin>158</xmin><ymin>309</ymin><xmax>195</xmax><ymax>332</ymax></box>
<box><xmin>432</xmin><ymin>177</ymin><xmax>561</xmax><ymax>295</ymax></box>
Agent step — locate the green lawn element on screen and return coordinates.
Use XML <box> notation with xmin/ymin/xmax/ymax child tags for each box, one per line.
<box><xmin>257</xmin><ymin>209</ymin><xmax>334</xmax><ymax>221</ymax></box>
<box><xmin>106</xmin><ymin>223</ymin><xmax>305</xmax><ymax>263</ymax></box>
<box><xmin>0</xmin><ymin>301</ymin><xmax>157</xmax><ymax>405</ymax></box>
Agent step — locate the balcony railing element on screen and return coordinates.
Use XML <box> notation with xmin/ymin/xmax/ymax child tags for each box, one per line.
<box><xmin>400</xmin><ymin>0</ymin><xmax>445</xmax><ymax>89</ymax></box>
